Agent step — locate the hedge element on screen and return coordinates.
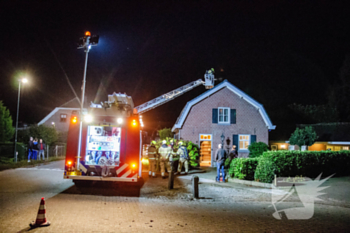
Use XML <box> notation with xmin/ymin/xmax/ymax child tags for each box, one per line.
<box><xmin>254</xmin><ymin>150</ymin><xmax>350</xmax><ymax>183</ymax></box>
<box><xmin>227</xmin><ymin>151</ymin><xmax>350</xmax><ymax>184</ymax></box>
<box><xmin>0</xmin><ymin>142</ymin><xmax>27</xmax><ymax>161</ymax></box>
<box><xmin>228</xmin><ymin>158</ymin><xmax>259</xmax><ymax>180</ymax></box>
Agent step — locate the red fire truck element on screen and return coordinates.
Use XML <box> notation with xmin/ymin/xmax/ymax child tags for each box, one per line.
<box><xmin>64</xmin><ymin>93</ymin><xmax>142</xmax><ymax>183</ymax></box>
<box><xmin>63</xmin><ymin>70</ymin><xmax>215</xmax><ymax>183</ymax></box>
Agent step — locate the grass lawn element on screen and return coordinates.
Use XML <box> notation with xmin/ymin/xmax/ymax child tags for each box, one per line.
<box><xmin>0</xmin><ymin>156</ymin><xmax>65</xmax><ymax>171</ymax></box>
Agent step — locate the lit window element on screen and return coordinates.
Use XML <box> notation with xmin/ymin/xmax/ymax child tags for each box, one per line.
<box><xmin>239</xmin><ymin>135</ymin><xmax>250</xmax><ymax>150</ymax></box>
<box><xmin>218</xmin><ymin>107</ymin><xmax>230</xmax><ymax>124</ymax></box>
<box><xmin>60</xmin><ymin>114</ymin><xmax>67</xmax><ymax>122</ymax></box>
<box><xmin>334</xmin><ymin>146</ymin><xmax>341</xmax><ymax>151</ymax></box>
<box><xmin>343</xmin><ymin>146</ymin><xmax>349</xmax><ymax>150</ymax></box>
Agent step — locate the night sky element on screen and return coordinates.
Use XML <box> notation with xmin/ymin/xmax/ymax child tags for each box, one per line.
<box><xmin>1</xmin><ymin>1</ymin><xmax>350</xmax><ymax>138</ymax></box>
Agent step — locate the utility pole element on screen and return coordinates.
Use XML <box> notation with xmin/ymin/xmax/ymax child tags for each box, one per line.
<box><xmin>76</xmin><ymin>31</ymin><xmax>99</xmax><ymax>170</ymax></box>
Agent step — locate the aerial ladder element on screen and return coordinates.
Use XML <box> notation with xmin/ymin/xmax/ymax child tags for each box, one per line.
<box><xmin>134</xmin><ymin>69</ymin><xmax>215</xmax><ymax>114</ymax></box>
<box><xmin>90</xmin><ymin>69</ymin><xmax>215</xmax><ymax>115</ymax></box>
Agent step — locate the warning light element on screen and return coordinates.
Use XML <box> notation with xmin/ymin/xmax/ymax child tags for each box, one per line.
<box><xmin>68</xmin><ymin>161</ymin><xmax>72</xmax><ymax>165</ymax></box>
<box><xmin>132</xmin><ymin>119</ymin><xmax>137</xmax><ymax>126</ymax></box>
<box><xmin>72</xmin><ymin>116</ymin><xmax>78</xmax><ymax>123</ymax></box>
<box><xmin>85</xmin><ymin>31</ymin><xmax>91</xmax><ymax>37</ymax></box>
<box><xmin>132</xmin><ymin>164</ymin><xmax>136</xmax><ymax>168</ymax></box>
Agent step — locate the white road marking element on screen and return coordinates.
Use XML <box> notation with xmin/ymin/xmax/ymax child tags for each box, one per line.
<box><xmin>16</xmin><ymin>168</ymin><xmax>64</xmax><ymax>171</ymax></box>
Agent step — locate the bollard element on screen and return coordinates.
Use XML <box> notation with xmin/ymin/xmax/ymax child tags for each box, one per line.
<box><xmin>192</xmin><ymin>175</ymin><xmax>199</xmax><ymax>199</ymax></box>
<box><xmin>168</xmin><ymin>170</ymin><xmax>174</xmax><ymax>190</ymax></box>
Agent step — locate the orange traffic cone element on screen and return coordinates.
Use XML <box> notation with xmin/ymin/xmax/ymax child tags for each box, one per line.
<box><xmin>30</xmin><ymin>197</ymin><xmax>50</xmax><ymax>228</ymax></box>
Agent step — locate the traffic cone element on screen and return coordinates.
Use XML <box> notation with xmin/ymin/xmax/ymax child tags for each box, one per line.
<box><xmin>30</xmin><ymin>197</ymin><xmax>50</xmax><ymax>228</ymax></box>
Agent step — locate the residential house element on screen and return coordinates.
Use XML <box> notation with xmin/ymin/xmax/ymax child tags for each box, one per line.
<box><xmin>172</xmin><ymin>80</ymin><xmax>276</xmax><ymax>167</ymax></box>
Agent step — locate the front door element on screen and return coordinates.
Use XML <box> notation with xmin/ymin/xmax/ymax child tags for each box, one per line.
<box><xmin>199</xmin><ymin>134</ymin><xmax>212</xmax><ymax>167</ymax></box>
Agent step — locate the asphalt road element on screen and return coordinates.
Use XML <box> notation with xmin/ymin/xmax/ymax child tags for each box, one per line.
<box><xmin>1</xmin><ymin>161</ymin><xmax>350</xmax><ymax>232</ymax></box>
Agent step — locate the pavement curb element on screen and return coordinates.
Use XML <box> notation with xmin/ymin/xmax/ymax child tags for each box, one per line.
<box><xmin>227</xmin><ymin>178</ymin><xmax>273</xmax><ymax>188</ymax></box>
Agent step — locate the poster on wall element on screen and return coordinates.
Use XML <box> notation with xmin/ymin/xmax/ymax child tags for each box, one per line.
<box><xmin>85</xmin><ymin>126</ymin><xmax>121</xmax><ymax>166</ymax></box>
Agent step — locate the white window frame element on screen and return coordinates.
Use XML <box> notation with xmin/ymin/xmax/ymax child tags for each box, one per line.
<box><xmin>218</xmin><ymin>107</ymin><xmax>230</xmax><ymax>124</ymax></box>
<box><xmin>60</xmin><ymin>114</ymin><xmax>67</xmax><ymax>122</ymax></box>
<box><xmin>239</xmin><ymin>134</ymin><xmax>250</xmax><ymax>151</ymax></box>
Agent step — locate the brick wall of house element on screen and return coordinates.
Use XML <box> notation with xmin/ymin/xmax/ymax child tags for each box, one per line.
<box><xmin>41</xmin><ymin>109</ymin><xmax>77</xmax><ymax>133</ymax></box>
<box><xmin>179</xmin><ymin>87</ymin><xmax>269</xmax><ymax>164</ymax></box>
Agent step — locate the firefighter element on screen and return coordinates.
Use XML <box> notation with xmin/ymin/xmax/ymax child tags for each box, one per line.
<box><xmin>158</xmin><ymin>140</ymin><xmax>171</xmax><ymax>179</ymax></box>
<box><xmin>168</xmin><ymin>141</ymin><xmax>179</xmax><ymax>175</ymax></box>
<box><xmin>177</xmin><ymin>141</ymin><xmax>189</xmax><ymax>175</ymax></box>
<box><xmin>147</xmin><ymin>141</ymin><xmax>158</xmax><ymax>178</ymax></box>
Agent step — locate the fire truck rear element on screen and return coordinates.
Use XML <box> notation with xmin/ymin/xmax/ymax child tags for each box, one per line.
<box><xmin>64</xmin><ymin>93</ymin><xmax>142</xmax><ymax>183</ymax></box>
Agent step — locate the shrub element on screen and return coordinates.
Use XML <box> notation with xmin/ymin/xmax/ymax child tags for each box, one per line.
<box><xmin>254</xmin><ymin>150</ymin><xmax>350</xmax><ymax>183</ymax></box>
<box><xmin>248</xmin><ymin>142</ymin><xmax>269</xmax><ymax>158</ymax></box>
<box><xmin>0</xmin><ymin>142</ymin><xmax>26</xmax><ymax>161</ymax></box>
<box><xmin>229</xmin><ymin>158</ymin><xmax>259</xmax><ymax>180</ymax></box>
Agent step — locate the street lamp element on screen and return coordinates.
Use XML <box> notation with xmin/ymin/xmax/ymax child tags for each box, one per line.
<box><xmin>76</xmin><ymin>31</ymin><xmax>99</xmax><ymax>170</ymax></box>
<box><xmin>14</xmin><ymin>78</ymin><xmax>28</xmax><ymax>163</ymax></box>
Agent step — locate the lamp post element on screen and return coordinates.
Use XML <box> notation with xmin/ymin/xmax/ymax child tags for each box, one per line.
<box><xmin>76</xmin><ymin>31</ymin><xmax>99</xmax><ymax>170</ymax></box>
<box><xmin>14</xmin><ymin>78</ymin><xmax>28</xmax><ymax>163</ymax></box>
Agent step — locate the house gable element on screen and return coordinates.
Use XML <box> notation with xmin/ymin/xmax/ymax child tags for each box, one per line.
<box><xmin>172</xmin><ymin>80</ymin><xmax>276</xmax><ymax>131</ymax></box>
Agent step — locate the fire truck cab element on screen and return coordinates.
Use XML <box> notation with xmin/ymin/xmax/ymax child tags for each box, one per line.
<box><xmin>64</xmin><ymin>93</ymin><xmax>142</xmax><ymax>182</ymax></box>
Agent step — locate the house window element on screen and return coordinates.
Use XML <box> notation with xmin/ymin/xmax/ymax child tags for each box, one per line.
<box><xmin>60</xmin><ymin>114</ymin><xmax>67</xmax><ymax>122</ymax></box>
<box><xmin>218</xmin><ymin>107</ymin><xmax>230</xmax><ymax>124</ymax></box>
<box><xmin>239</xmin><ymin>135</ymin><xmax>250</xmax><ymax>150</ymax></box>
<box><xmin>343</xmin><ymin>146</ymin><xmax>349</xmax><ymax>150</ymax></box>
<box><xmin>334</xmin><ymin>146</ymin><xmax>341</xmax><ymax>151</ymax></box>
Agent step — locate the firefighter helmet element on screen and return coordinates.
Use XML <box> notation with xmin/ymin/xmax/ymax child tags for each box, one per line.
<box><xmin>162</xmin><ymin>140</ymin><xmax>167</xmax><ymax>145</ymax></box>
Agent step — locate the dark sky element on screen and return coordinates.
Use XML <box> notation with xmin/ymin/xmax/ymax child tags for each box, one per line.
<box><xmin>1</xmin><ymin>1</ymin><xmax>350</xmax><ymax>136</ymax></box>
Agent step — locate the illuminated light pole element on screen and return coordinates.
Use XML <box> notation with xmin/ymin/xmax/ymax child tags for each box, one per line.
<box><xmin>76</xmin><ymin>31</ymin><xmax>99</xmax><ymax>170</ymax></box>
<box><xmin>14</xmin><ymin>78</ymin><xmax>28</xmax><ymax>163</ymax></box>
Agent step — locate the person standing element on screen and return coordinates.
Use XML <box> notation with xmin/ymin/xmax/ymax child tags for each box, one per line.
<box><xmin>177</xmin><ymin>141</ymin><xmax>189</xmax><ymax>175</ymax></box>
<box><xmin>32</xmin><ymin>138</ymin><xmax>39</xmax><ymax>161</ymax></box>
<box><xmin>158</xmin><ymin>140</ymin><xmax>171</xmax><ymax>179</ymax></box>
<box><xmin>229</xmin><ymin>145</ymin><xmax>238</xmax><ymax>159</ymax></box>
<box><xmin>37</xmin><ymin>139</ymin><xmax>46</xmax><ymax>160</ymax></box>
<box><xmin>168</xmin><ymin>140</ymin><xmax>179</xmax><ymax>175</ymax></box>
<box><xmin>147</xmin><ymin>141</ymin><xmax>158</xmax><ymax>178</ymax></box>
<box><xmin>27</xmin><ymin>137</ymin><xmax>34</xmax><ymax>162</ymax></box>
<box><xmin>215</xmin><ymin>143</ymin><xmax>227</xmax><ymax>182</ymax></box>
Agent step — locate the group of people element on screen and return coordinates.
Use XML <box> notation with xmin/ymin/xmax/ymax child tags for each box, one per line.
<box><xmin>27</xmin><ymin>137</ymin><xmax>46</xmax><ymax>162</ymax></box>
<box><xmin>215</xmin><ymin>144</ymin><xmax>238</xmax><ymax>182</ymax></box>
<box><xmin>145</xmin><ymin>140</ymin><xmax>238</xmax><ymax>182</ymax></box>
<box><xmin>146</xmin><ymin>140</ymin><xmax>189</xmax><ymax>179</ymax></box>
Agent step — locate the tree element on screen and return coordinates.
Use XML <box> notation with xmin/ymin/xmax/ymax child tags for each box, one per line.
<box><xmin>248</xmin><ymin>142</ymin><xmax>269</xmax><ymax>158</ymax></box>
<box><xmin>289</xmin><ymin>126</ymin><xmax>318</xmax><ymax>150</ymax></box>
<box><xmin>0</xmin><ymin>101</ymin><xmax>14</xmax><ymax>142</ymax></box>
<box><xmin>158</xmin><ymin>128</ymin><xmax>174</xmax><ymax>140</ymax></box>
<box><xmin>327</xmin><ymin>55</ymin><xmax>350</xmax><ymax>121</ymax></box>
<box><xmin>18</xmin><ymin>125</ymin><xmax>58</xmax><ymax>145</ymax></box>
<box><xmin>289</xmin><ymin>103</ymin><xmax>338</xmax><ymax>123</ymax></box>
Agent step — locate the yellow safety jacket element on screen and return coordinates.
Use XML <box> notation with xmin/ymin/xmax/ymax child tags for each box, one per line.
<box><xmin>147</xmin><ymin>145</ymin><xmax>158</xmax><ymax>160</ymax></box>
<box><xmin>158</xmin><ymin>145</ymin><xmax>172</xmax><ymax>160</ymax></box>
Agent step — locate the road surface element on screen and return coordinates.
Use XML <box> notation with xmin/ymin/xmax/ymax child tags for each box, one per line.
<box><xmin>0</xmin><ymin>161</ymin><xmax>350</xmax><ymax>232</ymax></box>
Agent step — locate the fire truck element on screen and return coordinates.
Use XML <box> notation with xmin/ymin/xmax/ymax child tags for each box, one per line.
<box><xmin>64</xmin><ymin>70</ymin><xmax>215</xmax><ymax>183</ymax></box>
